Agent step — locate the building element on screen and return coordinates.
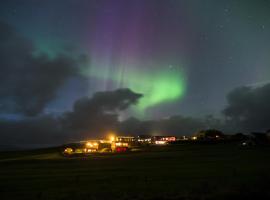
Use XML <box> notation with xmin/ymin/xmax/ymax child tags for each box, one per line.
<box><xmin>152</xmin><ymin>136</ymin><xmax>177</xmax><ymax>145</ymax></box>
<box><xmin>137</xmin><ymin>135</ymin><xmax>152</xmax><ymax>144</ymax></box>
<box><xmin>62</xmin><ymin>140</ymin><xmax>112</xmax><ymax>155</ymax></box>
<box><xmin>111</xmin><ymin>136</ymin><xmax>136</xmax><ymax>152</ymax></box>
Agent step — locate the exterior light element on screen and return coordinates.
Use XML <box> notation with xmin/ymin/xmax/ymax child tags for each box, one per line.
<box><xmin>115</xmin><ymin>142</ymin><xmax>121</xmax><ymax>146</ymax></box>
<box><xmin>65</xmin><ymin>148</ymin><xmax>73</xmax><ymax>153</ymax></box>
<box><xmin>107</xmin><ymin>132</ymin><xmax>116</xmax><ymax>142</ymax></box>
<box><xmin>155</xmin><ymin>141</ymin><xmax>167</xmax><ymax>145</ymax></box>
<box><xmin>86</xmin><ymin>142</ymin><xmax>93</xmax><ymax>147</ymax></box>
<box><xmin>64</xmin><ymin>148</ymin><xmax>73</xmax><ymax>154</ymax></box>
<box><xmin>115</xmin><ymin>142</ymin><xmax>128</xmax><ymax>147</ymax></box>
<box><xmin>110</xmin><ymin>136</ymin><xmax>115</xmax><ymax>142</ymax></box>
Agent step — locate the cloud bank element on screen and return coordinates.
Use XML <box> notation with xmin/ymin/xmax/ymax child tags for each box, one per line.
<box><xmin>223</xmin><ymin>83</ymin><xmax>270</xmax><ymax>132</ymax></box>
<box><xmin>0</xmin><ymin>21</ymin><xmax>87</xmax><ymax>116</ymax></box>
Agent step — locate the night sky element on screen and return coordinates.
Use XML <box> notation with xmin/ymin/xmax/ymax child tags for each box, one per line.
<box><xmin>1</xmin><ymin>0</ymin><xmax>270</xmax><ymax>120</ymax></box>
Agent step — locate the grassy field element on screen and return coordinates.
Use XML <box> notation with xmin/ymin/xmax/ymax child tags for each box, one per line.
<box><xmin>0</xmin><ymin>144</ymin><xmax>270</xmax><ymax>200</ymax></box>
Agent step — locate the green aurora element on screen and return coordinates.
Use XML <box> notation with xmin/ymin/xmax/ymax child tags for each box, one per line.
<box><xmin>33</xmin><ymin>39</ymin><xmax>187</xmax><ymax>116</ymax></box>
<box><xmin>83</xmin><ymin>64</ymin><xmax>187</xmax><ymax>114</ymax></box>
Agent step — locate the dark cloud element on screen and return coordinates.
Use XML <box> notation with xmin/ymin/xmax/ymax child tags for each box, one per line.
<box><xmin>62</xmin><ymin>88</ymin><xmax>143</xmax><ymax>138</ymax></box>
<box><xmin>118</xmin><ymin>115</ymin><xmax>212</xmax><ymax>136</ymax></box>
<box><xmin>223</xmin><ymin>83</ymin><xmax>270</xmax><ymax>132</ymax></box>
<box><xmin>0</xmin><ymin>88</ymin><xmax>142</xmax><ymax>148</ymax></box>
<box><xmin>0</xmin><ymin>21</ymin><xmax>87</xmax><ymax>116</ymax></box>
<box><xmin>0</xmin><ymin>116</ymin><xmax>66</xmax><ymax>150</ymax></box>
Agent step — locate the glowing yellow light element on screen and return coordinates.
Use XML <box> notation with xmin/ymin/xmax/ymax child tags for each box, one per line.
<box><xmin>192</xmin><ymin>136</ymin><xmax>197</xmax><ymax>140</ymax></box>
<box><xmin>86</xmin><ymin>149</ymin><xmax>96</xmax><ymax>152</ymax></box>
<box><xmin>100</xmin><ymin>140</ymin><xmax>110</xmax><ymax>143</ymax></box>
<box><xmin>64</xmin><ymin>148</ymin><xmax>73</xmax><ymax>154</ymax></box>
<box><xmin>155</xmin><ymin>141</ymin><xmax>167</xmax><ymax>145</ymax></box>
<box><xmin>86</xmin><ymin>142</ymin><xmax>93</xmax><ymax>147</ymax></box>
<box><xmin>106</xmin><ymin>131</ymin><xmax>116</xmax><ymax>142</ymax></box>
<box><xmin>115</xmin><ymin>142</ymin><xmax>128</xmax><ymax>147</ymax></box>
<box><xmin>109</xmin><ymin>135</ymin><xmax>115</xmax><ymax>142</ymax></box>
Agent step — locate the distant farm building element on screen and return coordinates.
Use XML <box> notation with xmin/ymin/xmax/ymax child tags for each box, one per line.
<box><xmin>152</xmin><ymin>136</ymin><xmax>176</xmax><ymax>144</ymax></box>
<box><xmin>111</xmin><ymin>136</ymin><xmax>136</xmax><ymax>152</ymax></box>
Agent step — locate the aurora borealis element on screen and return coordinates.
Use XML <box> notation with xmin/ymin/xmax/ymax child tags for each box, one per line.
<box><xmin>81</xmin><ymin>0</ymin><xmax>189</xmax><ymax>115</ymax></box>
<box><xmin>84</xmin><ymin>64</ymin><xmax>186</xmax><ymax>114</ymax></box>
<box><xmin>1</xmin><ymin>0</ymin><xmax>270</xmax><ymax>119</ymax></box>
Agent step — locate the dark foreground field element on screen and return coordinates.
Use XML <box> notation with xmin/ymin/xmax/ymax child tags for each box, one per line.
<box><xmin>0</xmin><ymin>144</ymin><xmax>270</xmax><ymax>200</ymax></box>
